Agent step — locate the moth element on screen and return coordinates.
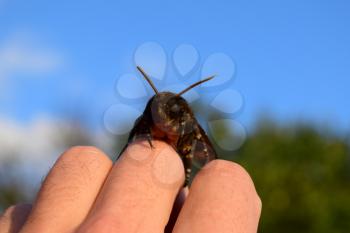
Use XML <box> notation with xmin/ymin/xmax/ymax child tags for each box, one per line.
<box><xmin>119</xmin><ymin>66</ymin><xmax>218</xmax><ymax>186</ymax></box>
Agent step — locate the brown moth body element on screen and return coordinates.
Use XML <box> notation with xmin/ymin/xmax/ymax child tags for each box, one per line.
<box><xmin>119</xmin><ymin>66</ymin><xmax>217</xmax><ymax>186</ymax></box>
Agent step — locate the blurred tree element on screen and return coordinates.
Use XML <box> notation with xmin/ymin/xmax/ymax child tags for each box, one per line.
<box><xmin>0</xmin><ymin>185</ymin><xmax>26</xmax><ymax>212</ymax></box>
<box><xmin>0</xmin><ymin>156</ymin><xmax>28</xmax><ymax>212</ymax></box>
<box><xmin>235</xmin><ymin>118</ymin><xmax>350</xmax><ymax>233</ymax></box>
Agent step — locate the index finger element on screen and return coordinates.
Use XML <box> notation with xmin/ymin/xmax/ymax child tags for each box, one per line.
<box><xmin>77</xmin><ymin>140</ymin><xmax>185</xmax><ymax>233</ymax></box>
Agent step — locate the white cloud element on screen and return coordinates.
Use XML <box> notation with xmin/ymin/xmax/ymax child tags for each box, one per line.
<box><xmin>0</xmin><ymin>116</ymin><xmax>115</xmax><ymax>196</ymax></box>
<box><xmin>0</xmin><ymin>116</ymin><xmax>114</xmax><ymax>162</ymax></box>
<box><xmin>0</xmin><ymin>32</ymin><xmax>63</xmax><ymax>80</ymax></box>
<box><xmin>0</xmin><ymin>116</ymin><xmax>66</xmax><ymax>193</ymax></box>
<box><xmin>0</xmin><ymin>116</ymin><xmax>66</xmax><ymax>161</ymax></box>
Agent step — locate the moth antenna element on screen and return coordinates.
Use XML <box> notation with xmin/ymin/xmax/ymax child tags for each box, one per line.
<box><xmin>136</xmin><ymin>66</ymin><xmax>159</xmax><ymax>94</ymax></box>
<box><xmin>177</xmin><ymin>75</ymin><xmax>215</xmax><ymax>96</ymax></box>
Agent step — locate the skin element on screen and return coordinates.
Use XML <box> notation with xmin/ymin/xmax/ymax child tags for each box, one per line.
<box><xmin>0</xmin><ymin>140</ymin><xmax>261</xmax><ymax>233</ymax></box>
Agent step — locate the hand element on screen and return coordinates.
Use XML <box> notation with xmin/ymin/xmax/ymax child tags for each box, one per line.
<box><xmin>0</xmin><ymin>140</ymin><xmax>261</xmax><ymax>233</ymax></box>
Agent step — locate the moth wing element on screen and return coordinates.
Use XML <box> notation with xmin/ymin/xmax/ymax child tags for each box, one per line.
<box><xmin>117</xmin><ymin>114</ymin><xmax>153</xmax><ymax>159</ymax></box>
<box><xmin>191</xmin><ymin>122</ymin><xmax>218</xmax><ymax>169</ymax></box>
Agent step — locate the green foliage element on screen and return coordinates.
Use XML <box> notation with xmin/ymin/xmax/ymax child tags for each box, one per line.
<box><xmin>235</xmin><ymin>120</ymin><xmax>350</xmax><ymax>233</ymax></box>
<box><xmin>0</xmin><ymin>185</ymin><xmax>26</xmax><ymax>212</ymax></box>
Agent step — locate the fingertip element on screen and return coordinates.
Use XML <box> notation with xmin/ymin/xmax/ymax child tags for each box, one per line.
<box><xmin>174</xmin><ymin>159</ymin><xmax>261</xmax><ymax>232</ymax></box>
<box><xmin>198</xmin><ymin>159</ymin><xmax>260</xmax><ymax>198</ymax></box>
<box><xmin>121</xmin><ymin>140</ymin><xmax>185</xmax><ymax>188</ymax></box>
<box><xmin>79</xmin><ymin>140</ymin><xmax>185</xmax><ymax>233</ymax></box>
<box><xmin>201</xmin><ymin>159</ymin><xmax>250</xmax><ymax>177</ymax></box>
<box><xmin>201</xmin><ymin>159</ymin><xmax>262</xmax><ymax>213</ymax></box>
<box><xmin>20</xmin><ymin>146</ymin><xmax>113</xmax><ymax>233</ymax></box>
<box><xmin>151</xmin><ymin>141</ymin><xmax>185</xmax><ymax>188</ymax></box>
<box><xmin>60</xmin><ymin>146</ymin><xmax>113</xmax><ymax>168</ymax></box>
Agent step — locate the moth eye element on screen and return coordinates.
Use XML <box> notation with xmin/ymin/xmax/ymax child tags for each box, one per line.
<box><xmin>170</xmin><ymin>104</ymin><xmax>180</xmax><ymax>113</ymax></box>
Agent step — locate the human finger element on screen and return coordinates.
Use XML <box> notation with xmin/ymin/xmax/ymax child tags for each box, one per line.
<box><xmin>173</xmin><ymin>160</ymin><xmax>261</xmax><ymax>233</ymax></box>
<box><xmin>19</xmin><ymin>146</ymin><xmax>113</xmax><ymax>233</ymax></box>
<box><xmin>77</xmin><ymin>140</ymin><xmax>185</xmax><ymax>233</ymax></box>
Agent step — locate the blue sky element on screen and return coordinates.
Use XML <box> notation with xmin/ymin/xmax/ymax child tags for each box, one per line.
<box><xmin>1</xmin><ymin>0</ymin><xmax>350</xmax><ymax>133</ymax></box>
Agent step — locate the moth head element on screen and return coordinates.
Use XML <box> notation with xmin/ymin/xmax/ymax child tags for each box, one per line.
<box><xmin>153</xmin><ymin>92</ymin><xmax>189</xmax><ymax>120</ymax></box>
<box><xmin>149</xmin><ymin>92</ymin><xmax>190</xmax><ymax>134</ymax></box>
<box><xmin>136</xmin><ymin>66</ymin><xmax>214</xmax><ymax>132</ymax></box>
